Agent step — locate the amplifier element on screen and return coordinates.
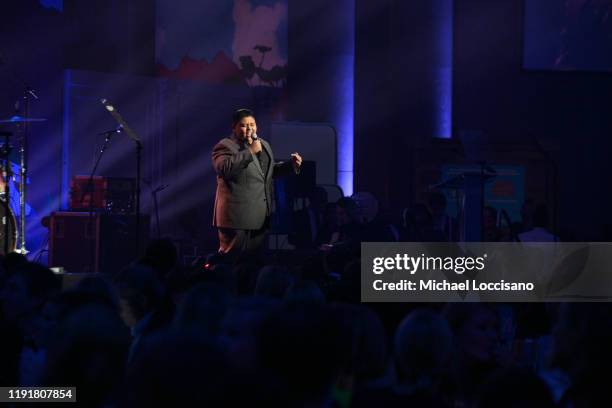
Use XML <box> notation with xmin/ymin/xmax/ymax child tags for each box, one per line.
<box><xmin>48</xmin><ymin>212</ymin><xmax>149</xmax><ymax>273</ymax></box>
<box><xmin>69</xmin><ymin>176</ymin><xmax>135</xmax><ymax>213</ymax></box>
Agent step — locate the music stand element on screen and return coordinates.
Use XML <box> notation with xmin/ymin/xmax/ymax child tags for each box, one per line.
<box><xmin>430</xmin><ymin>131</ymin><xmax>497</xmax><ymax>241</ymax></box>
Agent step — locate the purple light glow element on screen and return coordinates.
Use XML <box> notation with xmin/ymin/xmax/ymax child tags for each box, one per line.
<box><xmin>433</xmin><ymin>0</ymin><xmax>453</xmax><ymax>139</ymax></box>
<box><xmin>336</xmin><ymin>0</ymin><xmax>355</xmax><ymax>196</ymax></box>
<box><xmin>39</xmin><ymin>0</ymin><xmax>63</xmax><ymax>12</ymax></box>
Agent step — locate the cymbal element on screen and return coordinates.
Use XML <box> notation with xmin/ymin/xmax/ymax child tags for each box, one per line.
<box><xmin>0</xmin><ymin>115</ymin><xmax>47</xmax><ymax>123</ymax></box>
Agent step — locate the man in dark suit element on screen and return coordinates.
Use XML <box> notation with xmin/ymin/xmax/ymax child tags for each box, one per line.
<box><xmin>212</xmin><ymin>109</ymin><xmax>302</xmax><ymax>259</ymax></box>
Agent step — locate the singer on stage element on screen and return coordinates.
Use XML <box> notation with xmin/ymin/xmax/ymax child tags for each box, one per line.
<box><xmin>212</xmin><ymin>109</ymin><xmax>302</xmax><ymax>260</ymax></box>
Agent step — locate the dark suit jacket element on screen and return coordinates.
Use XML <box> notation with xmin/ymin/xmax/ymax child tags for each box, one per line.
<box><xmin>212</xmin><ymin>136</ymin><xmax>294</xmax><ymax>230</ymax></box>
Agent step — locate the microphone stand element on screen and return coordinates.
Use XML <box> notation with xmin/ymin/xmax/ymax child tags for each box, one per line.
<box><xmin>86</xmin><ymin>127</ymin><xmax>121</xmax><ymax>272</ymax></box>
<box><xmin>151</xmin><ymin>184</ymin><xmax>168</xmax><ymax>239</ymax></box>
<box><xmin>530</xmin><ymin>134</ymin><xmax>559</xmax><ymax>238</ymax></box>
<box><xmin>100</xmin><ymin>99</ymin><xmax>143</xmax><ymax>255</ymax></box>
<box><xmin>136</xmin><ymin>141</ymin><xmax>142</xmax><ymax>253</ymax></box>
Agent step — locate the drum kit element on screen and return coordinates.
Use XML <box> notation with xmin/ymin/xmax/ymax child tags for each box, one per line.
<box><xmin>0</xmin><ymin>114</ymin><xmax>46</xmax><ymax>255</ymax></box>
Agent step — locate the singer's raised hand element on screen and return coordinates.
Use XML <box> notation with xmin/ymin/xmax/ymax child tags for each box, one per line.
<box><xmin>291</xmin><ymin>152</ymin><xmax>302</xmax><ymax>172</ymax></box>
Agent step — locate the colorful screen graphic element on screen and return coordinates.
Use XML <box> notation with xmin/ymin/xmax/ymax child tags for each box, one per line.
<box><xmin>156</xmin><ymin>0</ymin><xmax>288</xmax><ymax>87</ymax></box>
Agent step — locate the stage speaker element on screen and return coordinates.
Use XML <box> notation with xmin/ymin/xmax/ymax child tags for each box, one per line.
<box><xmin>48</xmin><ymin>212</ymin><xmax>150</xmax><ymax>273</ymax></box>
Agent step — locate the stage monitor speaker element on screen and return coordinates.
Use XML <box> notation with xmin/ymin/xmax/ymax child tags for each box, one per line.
<box><xmin>48</xmin><ymin>212</ymin><xmax>150</xmax><ymax>273</ymax></box>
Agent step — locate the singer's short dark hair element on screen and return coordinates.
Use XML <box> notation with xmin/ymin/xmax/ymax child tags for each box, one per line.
<box><xmin>232</xmin><ymin>108</ymin><xmax>255</xmax><ymax>126</ymax></box>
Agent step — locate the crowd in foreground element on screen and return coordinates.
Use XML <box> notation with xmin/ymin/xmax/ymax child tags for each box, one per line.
<box><xmin>0</xmin><ymin>231</ymin><xmax>610</xmax><ymax>407</ymax></box>
<box><xmin>0</xmin><ymin>190</ymin><xmax>607</xmax><ymax>407</ymax></box>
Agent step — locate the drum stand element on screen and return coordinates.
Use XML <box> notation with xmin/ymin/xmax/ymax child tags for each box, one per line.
<box><xmin>16</xmin><ymin>91</ymin><xmax>30</xmax><ymax>254</ymax></box>
<box><xmin>0</xmin><ymin>131</ymin><xmax>13</xmax><ymax>255</ymax></box>
<box><xmin>1</xmin><ymin>52</ymin><xmax>41</xmax><ymax>255</ymax></box>
<box><xmin>12</xmin><ymin>87</ymin><xmax>39</xmax><ymax>255</ymax></box>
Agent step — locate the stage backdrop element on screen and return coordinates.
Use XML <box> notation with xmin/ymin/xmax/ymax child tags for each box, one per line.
<box><xmin>156</xmin><ymin>0</ymin><xmax>288</xmax><ymax>88</ymax></box>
